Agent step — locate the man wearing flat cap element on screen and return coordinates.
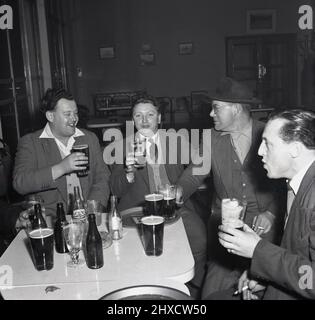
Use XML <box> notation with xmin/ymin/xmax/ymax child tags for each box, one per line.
<box><xmin>176</xmin><ymin>77</ymin><xmax>285</xmax><ymax>299</ymax></box>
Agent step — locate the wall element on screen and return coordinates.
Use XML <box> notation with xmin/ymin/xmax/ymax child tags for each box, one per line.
<box><xmin>62</xmin><ymin>0</ymin><xmax>305</xmax><ymax>113</ymax></box>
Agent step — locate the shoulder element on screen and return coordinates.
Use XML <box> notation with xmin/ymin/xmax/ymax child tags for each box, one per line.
<box><xmin>19</xmin><ymin>130</ymin><xmax>43</xmax><ymax>144</ymax></box>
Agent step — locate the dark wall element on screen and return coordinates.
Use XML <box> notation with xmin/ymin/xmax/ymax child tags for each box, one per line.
<box><xmin>62</xmin><ymin>0</ymin><xmax>302</xmax><ymax>113</ymax></box>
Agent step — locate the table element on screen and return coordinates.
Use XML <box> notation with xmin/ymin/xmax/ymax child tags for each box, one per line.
<box><xmin>0</xmin><ymin>218</ymin><xmax>194</xmax><ymax>300</ymax></box>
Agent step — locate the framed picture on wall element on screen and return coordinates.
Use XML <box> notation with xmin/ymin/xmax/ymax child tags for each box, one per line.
<box><xmin>246</xmin><ymin>9</ymin><xmax>276</xmax><ymax>34</ymax></box>
<box><xmin>140</xmin><ymin>53</ymin><xmax>155</xmax><ymax>66</ymax></box>
<box><xmin>99</xmin><ymin>46</ymin><xmax>115</xmax><ymax>59</ymax></box>
<box><xmin>178</xmin><ymin>42</ymin><xmax>193</xmax><ymax>55</ymax></box>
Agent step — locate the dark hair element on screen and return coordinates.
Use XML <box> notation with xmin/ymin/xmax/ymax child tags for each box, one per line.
<box><xmin>131</xmin><ymin>94</ymin><xmax>160</xmax><ymax>115</ymax></box>
<box><xmin>269</xmin><ymin>109</ymin><xmax>315</xmax><ymax>149</ymax></box>
<box><xmin>41</xmin><ymin>88</ymin><xmax>74</xmax><ymax>113</ymax></box>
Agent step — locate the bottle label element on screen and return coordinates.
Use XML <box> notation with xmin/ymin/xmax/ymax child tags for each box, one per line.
<box><xmin>73</xmin><ymin>209</ymin><xmax>86</xmax><ymax>220</ymax></box>
<box><xmin>111</xmin><ymin>217</ymin><xmax>122</xmax><ymax>230</ymax></box>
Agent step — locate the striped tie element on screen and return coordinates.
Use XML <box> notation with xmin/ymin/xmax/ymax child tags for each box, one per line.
<box><xmin>285</xmin><ymin>181</ymin><xmax>295</xmax><ymax>229</ymax></box>
<box><xmin>149</xmin><ymin>139</ymin><xmax>158</xmax><ymax>163</ymax></box>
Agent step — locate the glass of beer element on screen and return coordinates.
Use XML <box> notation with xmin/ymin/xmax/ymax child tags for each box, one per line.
<box><xmin>63</xmin><ymin>220</ymin><xmax>85</xmax><ymax>267</ymax></box>
<box><xmin>133</xmin><ymin>137</ymin><xmax>146</xmax><ymax>168</ymax></box>
<box><xmin>158</xmin><ymin>184</ymin><xmax>177</xmax><ymax>220</ymax></box>
<box><xmin>221</xmin><ymin>198</ymin><xmax>244</xmax><ymax>230</ymax></box>
<box><xmin>144</xmin><ymin>193</ymin><xmax>163</xmax><ymax>216</ymax></box>
<box><xmin>27</xmin><ymin>227</ymin><xmax>54</xmax><ymax>271</ymax></box>
<box><xmin>71</xmin><ymin>144</ymin><xmax>89</xmax><ymax>177</ymax></box>
<box><xmin>141</xmin><ymin>215</ymin><xmax>165</xmax><ymax>256</ymax></box>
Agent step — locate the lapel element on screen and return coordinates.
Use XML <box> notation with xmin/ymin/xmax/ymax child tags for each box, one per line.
<box><xmin>39</xmin><ymin>137</ymin><xmax>68</xmax><ymax>203</ymax></box>
<box><xmin>283</xmin><ymin>161</ymin><xmax>315</xmax><ymax>237</ymax></box>
<box><xmin>213</xmin><ymin>130</ymin><xmax>232</xmax><ymax>196</ymax></box>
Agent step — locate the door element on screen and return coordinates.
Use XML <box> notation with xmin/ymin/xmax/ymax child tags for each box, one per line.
<box><xmin>45</xmin><ymin>0</ymin><xmax>68</xmax><ymax>90</ymax></box>
<box><xmin>226</xmin><ymin>34</ymin><xmax>297</xmax><ymax>108</ymax></box>
<box><xmin>0</xmin><ymin>0</ymin><xmax>44</xmax><ymax>154</ymax></box>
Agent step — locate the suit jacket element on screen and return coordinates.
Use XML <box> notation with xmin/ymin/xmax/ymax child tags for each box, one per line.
<box><xmin>110</xmin><ymin>131</ymin><xmax>196</xmax><ymax>213</ymax></box>
<box><xmin>251</xmin><ymin>160</ymin><xmax>315</xmax><ymax>300</ymax></box>
<box><xmin>13</xmin><ymin>128</ymin><xmax>110</xmax><ymax>216</ymax></box>
<box><xmin>177</xmin><ymin>120</ymin><xmax>284</xmax><ymax>242</ymax></box>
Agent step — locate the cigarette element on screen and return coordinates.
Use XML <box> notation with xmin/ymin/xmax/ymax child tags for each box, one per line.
<box><xmin>233</xmin><ymin>285</ymin><xmax>249</xmax><ymax>296</ymax></box>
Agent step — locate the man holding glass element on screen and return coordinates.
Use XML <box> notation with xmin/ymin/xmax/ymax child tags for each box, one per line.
<box><xmin>109</xmin><ymin>95</ymin><xmax>207</xmax><ymax>298</ymax></box>
<box><xmin>176</xmin><ymin>77</ymin><xmax>285</xmax><ymax>298</ymax></box>
<box><xmin>218</xmin><ymin>109</ymin><xmax>315</xmax><ymax>300</ymax></box>
<box><xmin>13</xmin><ymin>88</ymin><xmax>110</xmax><ymax>224</ymax></box>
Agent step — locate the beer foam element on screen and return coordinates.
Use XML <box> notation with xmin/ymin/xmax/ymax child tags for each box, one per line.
<box><xmin>222</xmin><ymin>198</ymin><xmax>239</xmax><ymax>208</ymax></box>
<box><xmin>73</xmin><ymin>144</ymin><xmax>88</xmax><ymax>150</ymax></box>
<box><xmin>29</xmin><ymin>228</ymin><xmax>53</xmax><ymax>239</ymax></box>
<box><xmin>141</xmin><ymin>216</ymin><xmax>164</xmax><ymax>225</ymax></box>
<box><xmin>145</xmin><ymin>194</ymin><xmax>163</xmax><ymax>201</ymax></box>
<box><xmin>163</xmin><ymin>196</ymin><xmax>175</xmax><ymax>201</ymax></box>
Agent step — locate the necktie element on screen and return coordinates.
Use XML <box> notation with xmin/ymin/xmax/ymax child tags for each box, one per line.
<box><xmin>148</xmin><ymin>139</ymin><xmax>158</xmax><ymax>163</ymax></box>
<box><xmin>285</xmin><ymin>182</ymin><xmax>295</xmax><ymax>228</ymax></box>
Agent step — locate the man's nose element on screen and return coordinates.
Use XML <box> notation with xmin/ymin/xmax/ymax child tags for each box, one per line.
<box><xmin>210</xmin><ymin>109</ymin><xmax>215</xmax><ymax>117</ymax></box>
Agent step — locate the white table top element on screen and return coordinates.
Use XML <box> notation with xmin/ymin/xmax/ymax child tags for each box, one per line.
<box><xmin>0</xmin><ymin>218</ymin><xmax>194</xmax><ymax>300</ymax></box>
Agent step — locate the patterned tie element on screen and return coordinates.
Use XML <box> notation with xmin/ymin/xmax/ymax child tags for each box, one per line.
<box><xmin>148</xmin><ymin>139</ymin><xmax>158</xmax><ymax>163</ymax></box>
<box><xmin>285</xmin><ymin>181</ymin><xmax>295</xmax><ymax>229</ymax></box>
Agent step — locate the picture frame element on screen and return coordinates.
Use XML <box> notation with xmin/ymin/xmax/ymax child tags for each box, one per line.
<box><xmin>140</xmin><ymin>52</ymin><xmax>155</xmax><ymax>66</ymax></box>
<box><xmin>246</xmin><ymin>9</ymin><xmax>276</xmax><ymax>34</ymax></box>
<box><xmin>178</xmin><ymin>42</ymin><xmax>193</xmax><ymax>55</ymax></box>
<box><xmin>99</xmin><ymin>46</ymin><xmax>115</xmax><ymax>59</ymax></box>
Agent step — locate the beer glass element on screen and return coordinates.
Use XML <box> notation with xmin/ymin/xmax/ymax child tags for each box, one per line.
<box><xmin>158</xmin><ymin>184</ymin><xmax>177</xmax><ymax>220</ymax></box>
<box><xmin>63</xmin><ymin>220</ymin><xmax>85</xmax><ymax>267</ymax></box>
<box><xmin>144</xmin><ymin>193</ymin><xmax>163</xmax><ymax>216</ymax></box>
<box><xmin>132</xmin><ymin>137</ymin><xmax>146</xmax><ymax>168</ymax></box>
<box><xmin>141</xmin><ymin>216</ymin><xmax>165</xmax><ymax>256</ymax></box>
<box><xmin>221</xmin><ymin>198</ymin><xmax>244</xmax><ymax>229</ymax></box>
<box><xmin>71</xmin><ymin>144</ymin><xmax>89</xmax><ymax>177</ymax></box>
<box><xmin>27</xmin><ymin>227</ymin><xmax>54</xmax><ymax>271</ymax></box>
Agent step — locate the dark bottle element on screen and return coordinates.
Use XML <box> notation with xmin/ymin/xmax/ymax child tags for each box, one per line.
<box><xmin>32</xmin><ymin>203</ymin><xmax>47</xmax><ymax>229</ymax></box>
<box><xmin>86</xmin><ymin>214</ymin><xmax>104</xmax><ymax>269</ymax></box>
<box><xmin>54</xmin><ymin>202</ymin><xmax>69</xmax><ymax>253</ymax></box>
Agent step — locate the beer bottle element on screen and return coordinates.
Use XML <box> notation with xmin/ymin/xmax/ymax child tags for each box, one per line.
<box><xmin>86</xmin><ymin>214</ymin><xmax>104</xmax><ymax>269</ymax></box>
<box><xmin>72</xmin><ymin>186</ymin><xmax>86</xmax><ymax>221</ymax></box>
<box><xmin>54</xmin><ymin>202</ymin><xmax>69</xmax><ymax>253</ymax></box>
<box><xmin>109</xmin><ymin>195</ymin><xmax>123</xmax><ymax>240</ymax></box>
<box><xmin>32</xmin><ymin>203</ymin><xmax>47</xmax><ymax>229</ymax></box>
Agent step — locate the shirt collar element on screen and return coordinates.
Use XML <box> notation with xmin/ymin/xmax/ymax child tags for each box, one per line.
<box><xmin>138</xmin><ymin>131</ymin><xmax>159</xmax><ymax>144</ymax></box>
<box><xmin>220</xmin><ymin>119</ymin><xmax>252</xmax><ymax>138</ymax></box>
<box><xmin>289</xmin><ymin>158</ymin><xmax>315</xmax><ymax>195</ymax></box>
<box><xmin>39</xmin><ymin>123</ymin><xmax>85</xmax><ymax>139</ymax></box>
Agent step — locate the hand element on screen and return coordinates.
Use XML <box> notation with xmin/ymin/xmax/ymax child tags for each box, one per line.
<box><xmin>15</xmin><ymin>210</ymin><xmax>31</xmax><ymax>231</ymax></box>
<box><xmin>252</xmin><ymin>211</ymin><xmax>275</xmax><ymax>236</ymax></box>
<box><xmin>218</xmin><ymin>224</ymin><xmax>261</xmax><ymax>258</ymax></box>
<box><xmin>237</xmin><ymin>270</ymin><xmax>265</xmax><ymax>300</ymax></box>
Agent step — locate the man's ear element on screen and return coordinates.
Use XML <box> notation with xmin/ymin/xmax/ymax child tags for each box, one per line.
<box><xmin>289</xmin><ymin>141</ymin><xmax>302</xmax><ymax>158</ymax></box>
<box><xmin>158</xmin><ymin>114</ymin><xmax>161</xmax><ymax>124</ymax></box>
<box><xmin>46</xmin><ymin>111</ymin><xmax>54</xmax><ymax>123</ymax></box>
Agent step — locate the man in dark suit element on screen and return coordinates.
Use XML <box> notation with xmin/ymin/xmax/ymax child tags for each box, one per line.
<box><xmin>176</xmin><ymin>78</ymin><xmax>284</xmax><ymax>298</ymax></box>
<box><xmin>219</xmin><ymin>109</ymin><xmax>315</xmax><ymax>299</ymax></box>
<box><xmin>110</xmin><ymin>95</ymin><xmax>207</xmax><ymax>298</ymax></box>
<box><xmin>13</xmin><ymin>88</ymin><xmax>110</xmax><ymax>225</ymax></box>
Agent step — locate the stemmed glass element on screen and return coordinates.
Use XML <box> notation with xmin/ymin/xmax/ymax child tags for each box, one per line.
<box><xmin>63</xmin><ymin>220</ymin><xmax>85</xmax><ymax>267</ymax></box>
